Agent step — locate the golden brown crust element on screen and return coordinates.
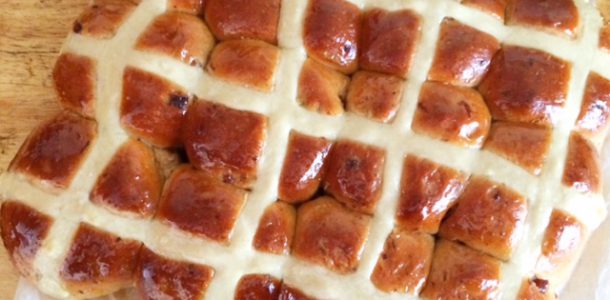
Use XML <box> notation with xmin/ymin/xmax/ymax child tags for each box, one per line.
<box><xmin>298</xmin><ymin>58</ymin><xmax>349</xmax><ymax>116</ymax></box>
<box><xmin>506</xmin><ymin>0</ymin><xmax>579</xmax><ymax>38</ymax></box>
<box><xmin>53</xmin><ymin>53</ymin><xmax>96</xmax><ymax>118</ymax></box>
<box><xmin>478</xmin><ymin>46</ymin><xmax>571</xmax><ymax>126</ymax></box>
<box><xmin>439</xmin><ymin>176</ymin><xmax>528</xmax><ymax>260</ymax></box>
<box><xmin>420</xmin><ymin>239</ymin><xmax>501</xmax><ymax>300</ymax></box>
<box><xmin>461</xmin><ymin>0</ymin><xmax>507</xmax><ymax>19</ymax></box>
<box><xmin>517</xmin><ymin>277</ymin><xmax>557</xmax><ymax>300</ymax></box>
<box><xmin>322</xmin><ymin>140</ymin><xmax>385</xmax><ymax>215</ymax></box>
<box><xmin>598</xmin><ymin>0</ymin><xmax>610</xmax><ymax>22</ymax></box>
<box><xmin>278</xmin><ymin>131</ymin><xmax>332</xmax><ymax>204</ymax></box>
<box><xmin>428</xmin><ymin>18</ymin><xmax>500</xmax><ymax>87</ymax></box>
<box><xmin>208</xmin><ymin>39</ymin><xmax>281</xmax><ymax>92</ymax></box>
<box><xmin>60</xmin><ymin>223</ymin><xmax>142</xmax><ymax>298</ymax></box>
<box><xmin>205</xmin><ymin>0</ymin><xmax>281</xmax><ymax>45</ymax></box>
<box><xmin>157</xmin><ymin>166</ymin><xmax>247</xmax><ymax>243</ymax></box>
<box><xmin>359</xmin><ymin>8</ymin><xmax>421</xmax><ymax>78</ymax></box>
<box><xmin>346</xmin><ymin>71</ymin><xmax>403</xmax><ymax>123</ymax></box>
<box><xmin>90</xmin><ymin>140</ymin><xmax>161</xmax><ymax>217</ymax></box>
<box><xmin>562</xmin><ymin>132</ymin><xmax>602</xmax><ymax>193</ymax></box>
<box><xmin>575</xmin><ymin>72</ymin><xmax>610</xmax><ymax>139</ymax></box>
<box><xmin>483</xmin><ymin>121</ymin><xmax>552</xmax><ymax>175</ymax></box>
<box><xmin>0</xmin><ymin>201</ymin><xmax>53</xmax><ymax>282</ymax></box>
<box><xmin>279</xmin><ymin>284</ymin><xmax>317</xmax><ymax>300</ymax></box>
<box><xmin>136</xmin><ymin>247</ymin><xmax>214</xmax><ymax>300</ymax></box>
<box><xmin>292</xmin><ymin>197</ymin><xmax>371</xmax><ymax>274</ymax></box>
<box><xmin>412</xmin><ymin>81</ymin><xmax>491</xmax><ymax>148</ymax></box>
<box><xmin>136</xmin><ymin>12</ymin><xmax>215</xmax><ymax>67</ymax></box>
<box><xmin>303</xmin><ymin>0</ymin><xmax>361</xmax><ymax>74</ymax></box>
<box><xmin>235</xmin><ymin>274</ymin><xmax>282</xmax><ymax>300</ymax></box>
<box><xmin>182</xmin><ymin>100</ymin><xmax>267</xmax><ymax>189</ymax></box>
<box><xmin>120</xmin><ymin>67</ymin><xmax>190</xmax><ymax>148</ymax></box>
<box><xmin>536</xmin><ymin>209</ymin><xmax>585</xmax><ymax>275</ymax></box>
<box><xmin>396</xmin><ymin>156</ymin><xmax>469</xmax><ymax>234</ymax></box>
<box><xmin>253</xmin><ymin>202</ymin><xmax>297</xmax><ymax>255</ymax></box>
<box><xmin>5</xmin><ymin>0</ymin><xmax>606</xmax><ymax>298</ymax></box>
<box><xmin>370</xmin><ymin>229</ymin><xmax>434</xmax><ymax>294</ymax></box>
<box><xmin>10</xmin><ymin>111</ymin><xmax>97</xmax><ymax>190</ymax></box>
<box><xmin>167</xmin><ymin>0</ymin><xmax>204</xmax><ymax>15</ymax></box>
<box><xmin>73</xmin><ymin>0</ymin><xmax>140</xmax><ymax>39</ymax></box>
<box><xmin>600</xmin><ymin>24</ymin><xmax>610</xmax><ymax>51</ymax></box>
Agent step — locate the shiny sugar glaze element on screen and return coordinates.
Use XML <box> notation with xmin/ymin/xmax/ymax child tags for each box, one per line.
<box><xmin>1</xmin><ymin>0</ymin><xmax>609</xmax><ymax>299</ymax></box>
<box><xmin>182</xmin><ymin>100</ymin><xmax>267</xmax><ymax>189</ymax></box>
<box><xmin>395</xmin><ymin>156</ymin><xmax>468</xmax><ymax>234</ymax></box>
<box><xmin>135</xmin><ymin>247</ymin><xmax>214</xmax><ymax>300</ymax></box>
<box><xmin>60</xmin><ymin>224</ymin><xmax>141</xmax><ymax>298</ymax></box>
<box><xmin>278</xmin><ymin>132</ymin><xmax>332</xmax><ymax>204</ymax></box>
<box><xmin>9</xmin><ymin>111</ymin><xmax>96</xmax><ymax>190</ymax></box>
<box><xmin>0</xmin><ymin>201</ymin><xmax>53</xmax><ymax>281</ymax></box>
<box><xmin>53</xmin><ymin>53</ymin><xmax>97</xmax><ymax>118</ymax></box>
<box><xmin>90</xmin><ymin>140</ymin><xmax>161</xmax><ymax>217</ymax></box>
<box><xmin>157</xmin><ymin>166</ymin><xmax>246</xmax><ymax>242</ymax></box>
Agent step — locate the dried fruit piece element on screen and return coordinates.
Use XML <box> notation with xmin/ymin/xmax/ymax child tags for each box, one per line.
<box><xmin>73</xmin><ymin>0</ymin><xmax>139</xmax><ymax>38</ymax></box>
<box><xmin>323</xmin><ymin>140</ymin><xmax>385</xmax><ymax>215</ymax></box>
<box><xmin>517</xmin><ymin>277</ymin><xmax>556</xmax><ymax>300</ymax></box>
<box><xmin>120</xmin><ymin>67</ymin><xmax>190</xmax><ymax>147</ymax></box>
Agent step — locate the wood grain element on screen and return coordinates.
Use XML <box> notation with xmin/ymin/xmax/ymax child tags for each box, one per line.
<box><xmin>0</xmin><ymin>1</ymin><xmax>607</xmax><ymax>300</ymax></box>
<box><xmin>0</xmin><ymin>0</ymin><xmax>88</xmax><ymax>297</ymax></box>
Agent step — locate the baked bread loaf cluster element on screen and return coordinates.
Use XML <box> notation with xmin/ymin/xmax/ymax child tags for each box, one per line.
<box><xmin>1</xmin><ymin>0</ymin><xmax>610</xmax><ymax>299</ymax></box>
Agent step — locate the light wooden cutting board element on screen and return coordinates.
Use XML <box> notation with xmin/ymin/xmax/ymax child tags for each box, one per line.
<box><xmin>0</xmin><ymin>0</ymin><xmax>88</xmax><ymax>297</ymax></box>
<box><xmin>1</xmin><ymin>1</ymin><xmax>609</xmax><ymax>300</ymax></box>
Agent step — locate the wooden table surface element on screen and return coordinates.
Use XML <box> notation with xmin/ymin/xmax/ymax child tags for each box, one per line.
<box><xmin>0</xmin><ymin>0</ymin><xmax>88</xmax><ymax>297</ymax></box>
<box><xmin>1</xmin><ymin>1</ymin><xmax>609</xmax><ymax>300</ymax></box>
